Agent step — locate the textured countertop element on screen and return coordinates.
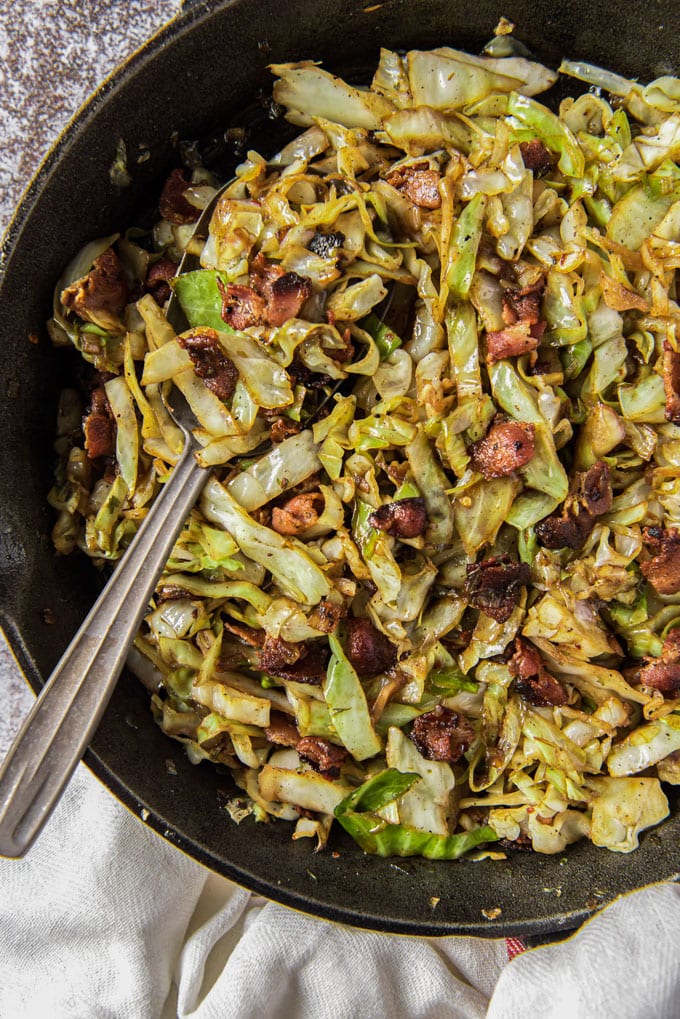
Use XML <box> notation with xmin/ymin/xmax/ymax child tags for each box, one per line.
<box><xmin>0</xmin><ymin>0</ymin><xmax>182</xmax><ymax>756</ymax></box>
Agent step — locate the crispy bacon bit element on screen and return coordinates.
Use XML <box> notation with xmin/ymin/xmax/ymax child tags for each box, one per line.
<box><xmin>385</xmin><ymin>163</ymin><xmax>442</xmax><ymax>209</ymax></box>
<box><xmin>368</xmin><ymin>498</ymin><xmax>427</xmax><ymax>539</ymax></box>
<box><xmin>410</xmin><ymin>705</ymin><xmax>474</xmax><ymax>763</ymax></box>
<box><xmin>248</xmin><ymin>254</ymin><xmax>313</xmax><ymax>327</ymax></box>
<box><xmin>536</xmin><ymin>510</ymin><xmax>593</xmax><ymax>551</ymax></box>
<box><xmin>217</xmin><ymin>280</ymin><xmax>266</xmax><ymax>330</ymax></box>
<box><xmin>309</xmin><ymin>231</ymin><xmax>345</xmax><ymax>258</ymax></box>
<box><xmin>536</xmin><ymin>461</ymin><xmax>612</xmax><ymax>550</ymax></box>
<box><xmin>580</xmin><ymin>460</ymin><xmax>612</xmax><ymax>516</ymax></box>
<box><xmin>222</xmin><ymin>620</ymin><xmax>265</xmax><ymax>647</ymax></box>
<box><xmin>265</xmin><ymin>272</ymin><xmax>312</xmax><ymax>326</ymax></box>
<box><xmin>465</xmin><ymin>555</ymin><xmax>530</xmax><ymax>624</ymax></box>
<box><xmin>637</xmin><ymin>630</ymin><xmax>680</xmax><ymax>693</ymax></box>
<box><xmin>641</xmin><ymin>526</ymin><xmax>680</xmax><ymax>595</ymax></box>
<box><xmin>271</xmin><ymin>492</ymin><xmax>324</xmax><ymax>535</ymax></box>
<box><xmin>470</xmin><ymin>420</ymin><xmax>536</xmax><ymax>479</ymax></box>
<box><xmin>519</xmin><ymin>139</ymin><xmax>553</xmax><ymax>177</ymax></box>
<box><xmin>158</xmin><ymin>168</ymin><xmax>200</xmax><ymax>225</ymax></box>
<box><xmin>258</xmin><ymin>636</ymin><xmax>329</xmax><ymax>685</ymax></box>
<box><xmin>83</xmin><ymin>385</ymin><xmax>116</xmax><ymax>459</ymax></box>
<box><xmin>486</xmin><ymin>321</ymin><xmax>542</xmax><ymax>363</ymax></box>
<box><xmin>61</xmin><ymin>248</ymin><xmax>129</xmax><ymax>331</ymax></box>
<box><xmin>297</xmin><ymin>737</ymin><xmax>348</xmax><ymax>777</ymax></box>
<box><xmin>265</xmin><ymin>712</ymin><xmax>348</xmax><ymax>776</ymax></box>
<box><xmin>145</xmin><ymin>256</ymin><xmax>178</xmax><ymax>305</ymax></box>
<box><xmin>346</xmin><ymin>617</ymin><xmax>396</xmax><ymax>676</ymax></box>
<box><xmin>662</xmin><ymin>341</ymin><xmax>680</xmax><ymax>423</ymax></box>
<box><xmin>270</xmin><ymin>417</ymin><xmax>301</xmax><ymax>443</ymax></box>
<box><xmin>501</xmin><ymin>276</ymin><xmax>546</xmax><ymax>326</ymax></box>
<box><xmin>307</xmin><ymin>598</ymin><xmax>345</xmax><ymax>634</ymax></box>
<box><xmin>177</xmin><ymin>328</ymin><xmax>239</xmax><ymax>401</ymax></box>
<box><xmin>265</xmin><ymin>711</ymin><xmax>300</xmax><ymax>748</ymax></box>
<box><xmin>250</xmin><ymin>252</ymin><xmax>285</xmax><ymax>296</ymax></box>
<box><xmin>508</xmin><ymin>637</ymin><xmax>569</xmax><ymax>706</ymax></box>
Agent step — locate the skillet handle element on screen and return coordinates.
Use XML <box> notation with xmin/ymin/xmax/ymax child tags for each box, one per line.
<box><xmin>0</xmin><ymin>441</ymin><xmax>208</xmax><ymax>858</ymax></box>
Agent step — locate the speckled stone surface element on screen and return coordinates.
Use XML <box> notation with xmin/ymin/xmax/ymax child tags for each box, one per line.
<box><xmin>0</xmin><ymin>0</ymin><xmax>182</xmax><ymax>756</ymax></box>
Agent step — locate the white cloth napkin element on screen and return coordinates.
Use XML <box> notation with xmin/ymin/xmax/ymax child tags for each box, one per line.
<box><xmin>0</xmin><ymin>764</ymin><xmax>678</xmax><ymax>1019</ymax></box>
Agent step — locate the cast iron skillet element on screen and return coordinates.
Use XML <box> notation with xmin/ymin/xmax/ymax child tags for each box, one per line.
<box><xmin>1</xmin><ymin>0</ymin><xmax>679</xmax><ymax>938</ymax></box>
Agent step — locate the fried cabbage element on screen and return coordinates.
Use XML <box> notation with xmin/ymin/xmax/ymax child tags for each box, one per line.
<box><xmin>47</xmin><ymin>35</ymin><xmax>680</xmax><ymax>862</ymax></box>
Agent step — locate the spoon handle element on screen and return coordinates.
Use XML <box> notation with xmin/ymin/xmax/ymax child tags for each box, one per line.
<box><xmin>0</xmin><ymin>441</ymin><xmax>206</xmax><ymax>857</ymax></box>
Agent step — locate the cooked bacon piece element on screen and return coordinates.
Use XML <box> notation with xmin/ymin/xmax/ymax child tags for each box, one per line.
<box><xmin>217</xmin><ymin>280</ymin><xmax>266</xmax><ymax>330</ymax></box>
<box><xmin>158</xmin><ymin>168</ymin><xmax>200</xmax><ymax>225</ymax></box>
<box><xmin>248</xmin><ymin>254</ymin><xmax>312</xmax><ymax>326</ymax></box>
<box><xmin>61</xmin><ymin>248</ymin><xmax>129</xmax><ymax>331</ymax></box>
<box><xmin>641</xmin><ymin>526</ymin><xmax>680</xmax><ymax>595</ymax></box>
<box><xmin>385</xmin><ymin>163</ymin><xmax>442</xmax><ymax>209</ymax></box>
<box><xmin>410</xmin><ymin>705</ymin><xmax>474</xmax><ymax>763</ymax></box>
<box><xmin>536</xmin><ymin>511</ymin><xmax>593</xmax><ymax>551</ymax></box>
<box><xmin>536</xmin><ymin>461</ymin><xmax>612</xmax><ymax>550</ymax></box>
<box><xmin>309</xmin><ymin>230</ymin><xmax>345</xmax><ymax>258</ymax></box>
<box><xmin>265</xmin><ymin>712</ymin><xmax>348</xmax><ymax>776</ymax></box>
<box><xmin>508</xmin><ymin>637</ymin><xmax>569</xmax><ymax>706</ymax></box>
<box><xmin>307</xmin><ymin>598</ymin><xmax>344</xmax><ymax>634</ymax></box>
<box><xmin>145</xmin><ymin>256</ymin><xmax>178</xmax><ymax>305</ymax></box>
<box><xmin>271</xmin><ymin>492</ymin><xmax>324</xmax><ymax>535</ymax></box>
<box><xmin>84</xmin><ymin>413</ymin><xmax>115</xmax><ymax>460</ymax></box>
<box><xmin>501</xmin><ymin>276</ymin><xmax>546</xmax><ymax>326</ymax></box>
<box><xmin>270</xmin><ymin>417</ymin><xmax>301</xmax><ymax>443</ymax></box>
<box><xmin>297</xmin><ymin>736</ymin><xmax>348</xmax><ymax>777</ymax></box>
<box><xmin>369</xmin><ymin>497</ymin><xmax>427</xmax><ymax>539</ymax></box>
<box><xmin>83</xmin><ymin>385</ymin><xmax>116</xmax><ymax>459</ymax></box>
<box><xmin>346</xmin><ymin>617</ymin><xmax>396</xmax><ymax>676</ymax></box>
<box><xmin>529</xmin><ymin>320</ymin><xmax>546</xmax><ymax>342</ymax></box>
<box><xmin>486</xmin><ymin>321</ymin><xmax>542</xmax><ymax>363</ymax></box>
<box><xmin>579</xmin><ymin>460</ymin><xmax>612</xmax><ymax>517</ymax></box>
<box><xmin>469</xmin><ymin>420</ymin><xmax>536</xmax><ymax>479</ymax></box>
<box><xmin>265</xmin><ymin>272</ymin><xmax>312</xmax><ymax>326</ymax></box>
<box><xmin>519</xmin><ymin>139</ymin><xmax>553</xmax><ymax>177</ymax></box>
<box><xmin>249</xmin><ymin>252</ymin><xmax>286</xmax><ymax>297</ymax></box>
<box><xmin>465</xmin><ymin>555</ymin><xmax>530</xmax><ymax>624</ymax></box>
<box><xmin>662</xmin><ymin>341</ymin><xmax>680</xmax><ymax>423</ymax></box>
<box><xmin>222</xmin><ymin>620</ymin><xmax>265</xmax><ymax>647</ymax></box>
<box><xmin>89</xmin><ymin>382</ymin><xmax>113</xmax><ymax>415</ymax></box>
<box><xmin>637</xmin><ymin>630</ymin><xmax>680</xmax><ymax>693</ymax></box>
<box><xmin>259</xmin><ymin>636</ymin><xmax>302</xmax><ymax>668</ymax></box>
<box><xmin>177</xmin><ymin>328</ymin><xmax>239</xmax><ymax>401</ymax></box>
<box><xmin>258</xmin><ymin>636</ymin><xmax>329</xmax><ymax>685</ymax></box>
<box><xmin>265</xmin><ymin>711</ymin><xmax>300</xmax><ymax>748</ymax></box>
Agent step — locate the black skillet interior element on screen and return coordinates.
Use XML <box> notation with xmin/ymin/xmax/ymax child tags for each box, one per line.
<box><xmin>1</xmin><ymin>0</ymin><xmax>680</xmax><ymax>937</ymax></box>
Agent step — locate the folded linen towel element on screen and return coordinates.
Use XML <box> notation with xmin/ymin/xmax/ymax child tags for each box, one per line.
<box><xmin>1</xmin><ymin>763</ymin><xmax>678</xmax><ymax>1019</ymax></box>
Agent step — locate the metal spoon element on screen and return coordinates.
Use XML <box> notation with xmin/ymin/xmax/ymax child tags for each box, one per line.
<box><xmin>0</xmin><ymin>174</ymin><xmax>389</xmax><ymax>857</ymax></box>
<box><xmin>0</xmin><ymin>191</ymin><xmax>222</xmax><ymax>858</ymax></box>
